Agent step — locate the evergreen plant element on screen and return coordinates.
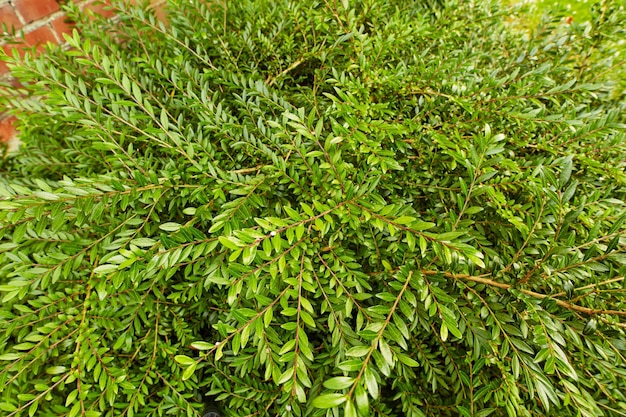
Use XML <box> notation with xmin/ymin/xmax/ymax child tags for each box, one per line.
<box><xmin>1</xmin><ymin>1</ymin><xmax>625</xmax><ymax>416</ymax></box>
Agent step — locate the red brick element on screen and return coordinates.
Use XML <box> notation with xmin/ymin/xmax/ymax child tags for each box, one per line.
<box><xmin>150</xmin><ymin>0</ymin><xmax>167</xmax><ymax>22</ymax></box>
<box><xmin>6</xmin><ymin>76</ymin><xmax>24</xmax><ymax>90</ymax></box>
<box><xmin>0</xmin><ymin>3</ymin><xmax>23</xmax><ymax>33</ymax></box>
<box><xmin>0</xmin><ymin>115</ymin><xmax>17</xmax><ymax>144</ymax></box>
<box><xmin>24</xmin><ymin>25</ymin><xmax>58</xmax><ymax>51</ymax></box>
<box><xmin>14</xmin><ymin>0</ymin><xmax>60</xmax><ymax>24</ymax></box>
<box><xmin>51</xmin><ymin>14</ymin><xmax>75</xmax><ymax>40</ymax></box>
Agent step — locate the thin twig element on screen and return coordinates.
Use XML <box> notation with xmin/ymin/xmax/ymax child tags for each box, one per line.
<box><xmin>267</xmin><ymin>59</ymin><xmax>304</xmax><ymax>86</ymax></box>
<box><xmin>422</xmin><ymin>269</ymin><xmax>626</xmax><ymax>317</ymax></box>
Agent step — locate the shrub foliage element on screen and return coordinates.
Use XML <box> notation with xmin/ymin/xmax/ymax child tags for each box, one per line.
<box><xmin>1</xmin><ymin>0</ymin><xmax>625</xmax><ymax>416</ymax></box>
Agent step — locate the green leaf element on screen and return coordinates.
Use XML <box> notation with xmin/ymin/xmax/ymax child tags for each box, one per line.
<box><xmin>413</xmin><ymin>221</ymin><xmax>436</xmax><ymax>231</ymax></box>
<box><xmin>242</xmin><ymin>245</ymin><xmax>257</xmax><ymax>265</ymax></box>
<box><xmin>93</xmin><ymin>264</ymin><xmax>118</xmax><ymax>274</ymax></box>
<box><xmin>65</xmin><ymin>389</ymin><xmax>79</xmax><ymax>406</ymax></box>
<box><xmin>29</xmin><ymin>402</ymin><xmax>40</xmax><ymax>417</ymax></box>
<box><xmin>379</xmin><ymin>339</ymin><xmax>394</xmax><ymax>365</ymax></box>
<box><xmin>394</xmin><ymin>216</ymin><xmax>416</xmax><ymax>225</ymax></box>
<box><xmin>160</xmin><ymin>108</ymin><xmax>169</xmax><ymax>130</ymax></box>
<box><xmin>323</xmin><ymin>376</ymin><xmax>355</xmax><ymax>390</ymax></box>
<box><xmin>440</xmin><ymin>322</ymin><xmax>449</xmax><ymax>341</ymax></box>
<box><xmin>442</xmin><ymin>316</ymin><xmax>462</xmax><ymax>339</ymax></box>
<box><xmin>182</xmin><ymin>363</ymin><xmax>197</xmax><ymax>381</ymax></box>
<box><xmin>174</xmin><ymin>355</ymin><xmax>195</xmax><ymax>366</ymax></box>
<box><xmin>218</xmin><ymin>235</ymin><xmax>244</xmax><ymax>250</ymax></box>
<box><xmin>159</xmin><ymin>222</ymin><xmax>181</xmax><ymax>232</ymax></box>
<box><xmin>263</xmin><ymin>308</ymin><xmax>273</xmax><ymax>328</ymax></box>
<box><xmin>476</xmin><ymin>409</ymin><xmax>496</xmax><ymax>417</ymax></box>
<box><xmin>0</xmin><ymin>403</ymin><xmax>17</xmax><ymax>412</ymax></box>
<box><xmin>13</xmin><ymin>343</ymin><xmax>34</xmax><ymax>350</ymax></box>
<box><xmin>465</xmin><ymin>206</ymin><xmax>483</xmax><ymax>215</ymax></box>
<box><xmin>355</xmin><ymin>384</ymin><xmax>369</xmax><ymax>415</ymax></box>
<box><xmin>397</xmin><ymin>353</ymin><xmax>420</xmax><ymax>367</ymax></box>
<box><xmin>344</xmin><ymin>399</ymin><xmax>357</xmax><ymax>417</ymax></box>
<box><xmin>34</xmin><ymin>191</ymin><xmax>60</xmax><ymax>201</ymax></box>
<box><xmin>46</xmin><ymin>366</ymin><xmax>67</xmax><ymax>375</ymax></box>
<box><xmin>364</xmin><ymin>367</ymin><xmax>379</xmax><ymax>399</ymax></box>
<box><xmin>559</xmin><ymin>156</ymin><xmax>573</xmax><ymax>187</ymax></box>
<box><xmin>0</xmin><ymin>353</ymin><xmax>22</xmax><ymax>361</ymax></box>
<box><xmin>215</xmin><ymin>343</ymin><xmax>224</xmax><ymax>361</ymax></box>
<box><xmin>311</xmin><ymin>394</ymin><xmax>347</xmax><ymax>408</ymax></box>
<box><xmin>190</xmin><ymin>342</ymin><xmax>213</xmax><ymax>350</ymax></box>
<box><xmin>130</xmin><ymin>238</ymin><xmax>157</xmax><ymax>247</ymax></box>
<box><xmin>346</xmin><ymin>346</ymin><xmax>371</xmax><ymax>358</ymax></box>
<box><xmin>284</xmin><ymin>206</ymin><xmax>302</xmax><ymax>221</ymax></box>
<box><xmin>457</xmin><ymin>405</ymin><xmax>472</xmax><ymax>417</ymax></box>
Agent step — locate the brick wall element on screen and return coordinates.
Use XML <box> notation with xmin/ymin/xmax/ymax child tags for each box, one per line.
<box><xmin>0</xmin><ymin>0</ymin><xmax>166</xmax><ymax>150</ymax></box>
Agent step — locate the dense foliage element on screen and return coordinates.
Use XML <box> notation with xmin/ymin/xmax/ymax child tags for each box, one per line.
<box><xmin>1</xmin><ymin>0</ymin><xmax>625</xmax><ymax>416</ymax></box>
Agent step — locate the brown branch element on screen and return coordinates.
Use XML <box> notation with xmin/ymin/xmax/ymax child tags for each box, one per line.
<box><xmin>267</xmin><ymin>59</ymin><xmax>304</xmax><ymax>86</ymax></box>
<box><xmin>421</xmin><ymin>269</ymin><xmax>626</xmax><ymax>317</ymax></box>
<box><xmin>232</xmin><ymin>165</ymin><xmax>265</xmax><ymax>175</ymax></box>
<box><xmin>552</xmin><ymin>276</ymin><xmax>626</xmax><ymax>298</ymax></box>
<box><xmin>600</xmin><ymin>317</ymin><xmax>626</xmax><ymax>329</ymax></box>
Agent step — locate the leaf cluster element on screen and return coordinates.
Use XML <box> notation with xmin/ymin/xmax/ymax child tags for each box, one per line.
<box><xmin>0</xmin><ymin>0</ymin><xmax>625</xmax><ymax>416</ymax></box>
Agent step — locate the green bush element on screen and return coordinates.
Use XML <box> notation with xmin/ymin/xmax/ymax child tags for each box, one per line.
<box><xmin>1</xmin><ymin>0</ymin><xmax>625</xmax><ymax>416</ymax></box>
